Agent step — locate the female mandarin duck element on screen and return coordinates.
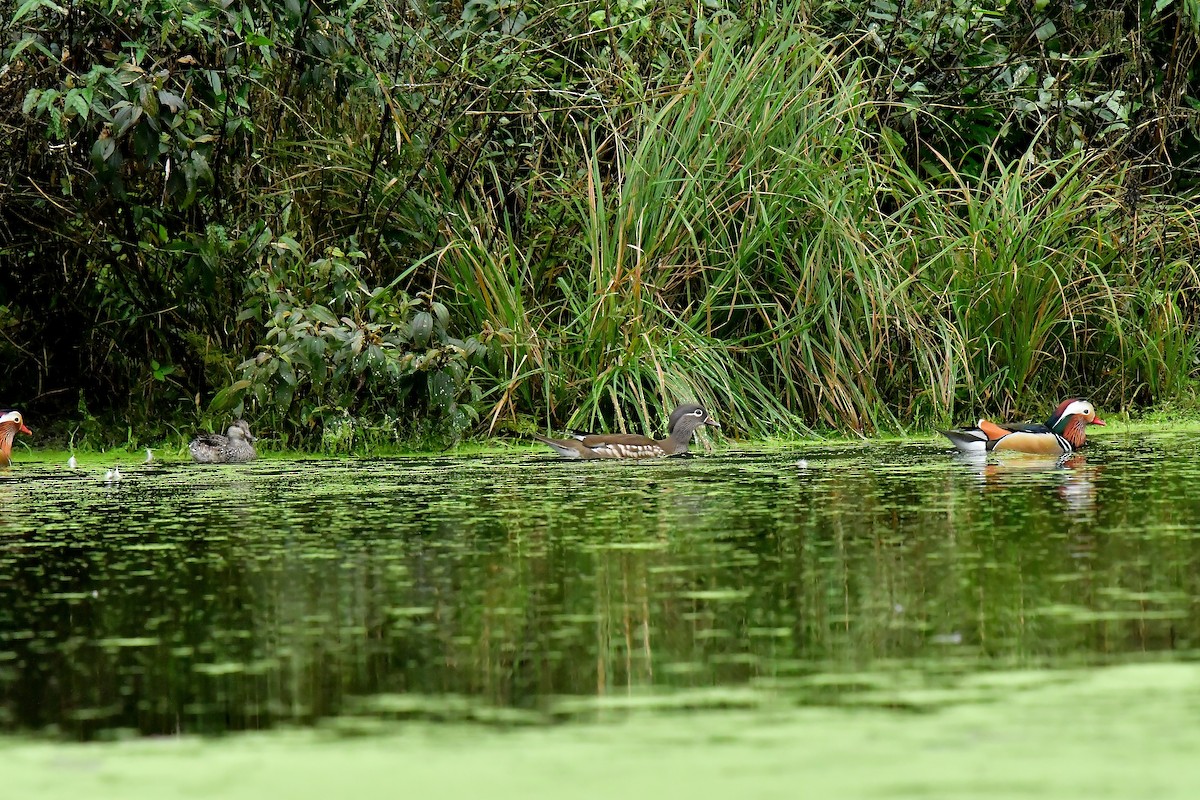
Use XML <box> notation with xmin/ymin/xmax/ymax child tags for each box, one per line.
<box><xmin>0</xmin><ymin>410</ymin><xmax>32</xmax><ymax>467</ymax></box>
<box><xmin>532</xmin><ymin>402</ymin><xmax>720</xmax><ymax>459</ymax></box>
<box><xmin>940</xmin><ymin>398</ymin><xmax>1105</xmax><ymax>455</ymax></box>
<box><xmin>189</xmin><ymin>420</ymin><xmax>257</xmax><ymax>463</ymax></box>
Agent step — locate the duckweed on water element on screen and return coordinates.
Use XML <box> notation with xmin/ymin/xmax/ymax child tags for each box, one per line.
<box><xmin>5</xmin><ymin>663</ymin><xmax>1200</xmax><ymax>799</ymax></box>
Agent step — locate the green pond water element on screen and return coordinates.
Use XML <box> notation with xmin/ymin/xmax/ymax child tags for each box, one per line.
<box><xmin>3</xmin><ymin>432</ymin><xmax>1200</xmax><ymax>796</ymax></box>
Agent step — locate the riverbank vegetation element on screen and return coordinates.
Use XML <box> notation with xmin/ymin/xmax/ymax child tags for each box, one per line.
<box><xmin>3</xmin><ymin>0</ymin><xmax>1199</xmax><ymax>448</ymax></box>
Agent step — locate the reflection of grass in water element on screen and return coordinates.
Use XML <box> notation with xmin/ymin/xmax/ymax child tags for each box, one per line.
<box><xmin>3</xmin><ymin>663</ymin><xmax>1198</xmax><ymax>799</ymax></box>
<box><xmin>4</xmin><ymin>438</ymin><xmax>1200</xmax><ymax>740</ymax></box>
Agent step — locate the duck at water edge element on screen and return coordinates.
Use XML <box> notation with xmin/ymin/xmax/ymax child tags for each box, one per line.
<box><xmin>940</xmin><ymin>398</ymin><xmax>1105</xmax><ymax>456</ymax></box>
<box><xmin>532</xmin><ymin>403</ymin><xmax>720</xmax><ymax>459</ymax></box>
<box><xmin>189</xmin><ymin>420</ymin><xmax>258</xmax><ymax>463</ymax></box>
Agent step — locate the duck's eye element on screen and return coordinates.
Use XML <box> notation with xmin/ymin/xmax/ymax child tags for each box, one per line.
<box><xmin>692</xmin><ymin>409</ymin><xmax>704</xmax><ymax>417</ymax></box>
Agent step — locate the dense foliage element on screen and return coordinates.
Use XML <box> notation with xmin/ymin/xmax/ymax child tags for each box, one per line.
<box><xmin>2</xmin><ymin>0</ymin><xmax>1199</xmax><ymax>447</ymax></box>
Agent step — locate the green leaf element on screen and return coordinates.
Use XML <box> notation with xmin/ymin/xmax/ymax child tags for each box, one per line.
<box><xmin>66</xmin><ymin>89</ymin><xmax>89</xmax><ymax>120</ymax></box>
<box><xmin>90</xmin><ymin>136</ymin><xmax>116</xmax><ymax>166</ymax></box>
<box><xmin>208</xmin><ymin>380</ymin><xmax>253</xmax><ymax>413</ymax></box>
<box><xmin>431</xmin><ymin>301</ymin><xmax>449</xmax><ymax>331</ymax></box>
<box><xmin>36</xmin><ymin>88</ymin><xmax>58</xmax><ymax>113</ymax></box>
<box><xmin>428</xmin><ymin>371</ymin><xmax>455</xmax><ymax>411</ymax></box>
<box><xmin>10</xmin><ymin>36</ymin><xmax>40</xmax><ymax>61</ymax></box>
<box><xmin>309</xmin><ymin>305</ymin><xmax>338</xmax><ymax>326</ymax></box>
<box><xmin>158</xmin><ymin>90</ymin><xmax>185</xmax><ymax>113</ymax></box>
<box><xmin>13</xmin><ymin>0</ymin><xmax>66</xmax><ymax>24</ymax></box>
<box><xmin>278</xmin><ymin>360</ymin><xmax>297</xmax><ymax>386</ymax></box>
<box><xmin>412</xmin><ymin>312</ymin><xmax>433</xmax><ymax>347</ymax></box>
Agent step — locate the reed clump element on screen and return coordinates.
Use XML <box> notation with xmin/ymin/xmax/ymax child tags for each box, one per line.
<box><xmin>436</xmin><ymin>19</ymin><xmax>1199</xmax><ymax>437</ymax></box>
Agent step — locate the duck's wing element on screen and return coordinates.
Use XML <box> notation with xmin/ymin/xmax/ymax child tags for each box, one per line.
<box><xmin>575</xmin><ymin>433</ymin><xmax>666</xmax><ymax>458</ymax></box>
<box><xmin>992</xmin><ymin>421</ymin><xmax>1054</xmax><ymax>435</ymax></box>
<box><xmin>575</xmin><ymin>433</ymin><xmax>657</xmax><ymax>448</ymax></box>
<box><xmin>191</xmin><ymin>433</ymin><xmax>229</xmax><ymax>447</ymax></box>
<box><xmin>533</xmin><ymin>431</ymin><xmax>666</xmax><ymax>459</ymax></box>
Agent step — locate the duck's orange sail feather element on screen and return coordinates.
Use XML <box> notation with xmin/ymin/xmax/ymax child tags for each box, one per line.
<box><xmin>977</xmin><ymin>420</ymin><xmax>1009</xmax><ymax>440</ymax></box>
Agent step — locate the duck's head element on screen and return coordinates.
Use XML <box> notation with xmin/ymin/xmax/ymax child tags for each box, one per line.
<box><xmin>668</xmin><ymin>403</ymin><xmax>721</xmax><ymax>439</ymax></box>
<box><xmin>1047</xmin><ymin>398</ymin><xmax>1105</xmax><ymax>432</ymax></box>
<box><xmin>227</xmin><ymin>420</ymin><xmax>256</xmax><ymax>442</ymax></box>
<box><xmin>0</xmin><ymin>410</ymin><xmax>32</xmax><ymax>436</ymax></box>
<box><xmin>0</xmin><ymin>410</ymin><xmax>32</xmax><ymax>466</ymax></box>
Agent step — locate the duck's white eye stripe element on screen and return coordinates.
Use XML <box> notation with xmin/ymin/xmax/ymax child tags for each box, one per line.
<box><xmin>1062</xmin><ymin>400</ymin><xmax>1091</xmax><ymax>416</ymax></box>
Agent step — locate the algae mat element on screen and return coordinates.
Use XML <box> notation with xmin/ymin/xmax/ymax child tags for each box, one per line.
<box><xmin>5</xmin><ymin>662</ymin><xmax>1197</xmax><ymax>799</ymax></box>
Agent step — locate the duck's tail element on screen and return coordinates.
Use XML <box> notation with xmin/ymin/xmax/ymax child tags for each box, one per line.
<box><xmin>938</xmin><ymin>427</ymin><xmax>990</xmax><ymax>454</ymax></box>
<box><xmin>531</xmin><ymin>433</ymin><xmax>584</xmax><ymax>459</ymax></box>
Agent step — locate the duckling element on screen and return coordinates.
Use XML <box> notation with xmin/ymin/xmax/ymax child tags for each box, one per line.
<box><xmin>189</xmin><ymin>420</ymin><xmax>257</xmax><ymax>463</ymax></box>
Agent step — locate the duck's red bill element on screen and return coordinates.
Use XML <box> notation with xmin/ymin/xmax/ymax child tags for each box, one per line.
<box><xmin>19</xmin><ymin>424</ymin><xmax>31</xmax><ymax>435</ymax></box>
<box><xmin>1091</xmin><ymin>417</ymin><xmax>1106</xmax><ymax>426</ymax></box>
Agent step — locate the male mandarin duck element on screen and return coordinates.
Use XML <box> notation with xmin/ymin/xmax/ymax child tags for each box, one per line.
<box><xmin>940</xmin><ymin>398</ymin><xmax>1105</xmax><ymax>455</ymax></box>
<box><xmin>532</xmin><ymin>402</ymin><xmax>720</xmax><ymax>459</ymax></box>
<box><xmin>0</xmin><ymin>410</ymin><xmax>32</xmax><ymax>467</ymax></box>
<box><xmin>189</xmin><ymin>420</ymin><xmax>257</xmax><ymax>463</ymax></box>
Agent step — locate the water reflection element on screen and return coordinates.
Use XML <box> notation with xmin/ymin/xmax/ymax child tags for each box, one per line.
<box><xmin>952</xmin><ymin>451</ymin><xmax>1102</xmax><ymax>519</ymax></box>
<box><xmin>1</xmin><ymin>434</ymin><xmax>1199</xmax><ymax>738</ymax></box>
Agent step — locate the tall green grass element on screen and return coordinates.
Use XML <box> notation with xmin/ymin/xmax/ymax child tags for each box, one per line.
<box><xmin>434</xmin><ymin>10</ymin><xmax>1199</xmax><ymax>438</ymax></box>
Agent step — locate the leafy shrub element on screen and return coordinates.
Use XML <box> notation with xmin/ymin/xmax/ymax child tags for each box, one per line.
<box><xmin>827</xmin><ymin>0</ymin><xmax>1200</xmax><ymax>186</ymax></box>
<box><xmin>216</xmin><ymin>245</ymin><xmax>484</xmax><ymax>448</ymax></box>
